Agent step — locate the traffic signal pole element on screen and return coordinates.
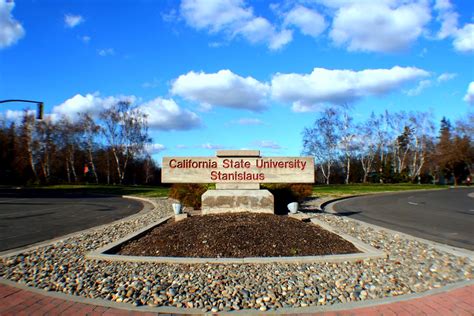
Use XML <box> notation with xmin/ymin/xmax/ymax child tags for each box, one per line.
<box><xmin>0</xmin><ymin>99</ymin><xmax>44</xmax><ymax>120</ymax></box>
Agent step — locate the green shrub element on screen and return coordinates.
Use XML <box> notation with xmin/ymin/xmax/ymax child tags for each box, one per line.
<box><xmin>168</xmin><ymin>183</ymin><xmax>208</xmax><ymax>209</ymax></box>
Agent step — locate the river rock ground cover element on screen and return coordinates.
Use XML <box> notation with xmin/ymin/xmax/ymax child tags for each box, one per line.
<box><xmin>1</xmin><ymin>197</ymin><xmax>472</xmax><ymax>312</ymax></box>
<box><xmin>117</xmin><ymin>212</ymin><xmax>359</xmax><ymax>257</ymax></box>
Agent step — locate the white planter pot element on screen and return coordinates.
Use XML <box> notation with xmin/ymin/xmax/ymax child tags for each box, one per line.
<box><xmin>287</xmin><ymin>202</ymin><xmax>298</xmax><ymax>214</ymax></box>
<box><xmin>172</xmin><ymin>203</ymin><xmax>182</xmax><ymax>215</ymax></box>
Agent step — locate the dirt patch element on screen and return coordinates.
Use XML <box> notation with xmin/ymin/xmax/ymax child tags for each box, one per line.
<box><xmin>116</xmin><ymin>213</ymin><xmax>360</xmax><ymax>258</ymax></box>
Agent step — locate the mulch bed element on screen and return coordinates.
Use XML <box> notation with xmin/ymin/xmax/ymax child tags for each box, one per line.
<box><xmin>116</xmin><ymin>213</ymin><xmax>360</xmax><ymax>258</ymax></box>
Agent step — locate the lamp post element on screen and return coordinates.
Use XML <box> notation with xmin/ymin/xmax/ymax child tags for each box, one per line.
<box><xmin>0</xmin><ymin>99</ymin><xmax>44</xmax><ymax>120</ymax></box>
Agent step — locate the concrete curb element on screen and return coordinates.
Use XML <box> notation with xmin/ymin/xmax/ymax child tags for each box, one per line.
<box><xmin>1</xmin><ymin>277</ymin><xmax>473</xmax><ymax>315</ymax></box>
<box><xmin>324</xmin><ymin>197</ymin><xmax>474</xmax><ymax>260</ymax></box>
<box><xmin>0</xmin><ymin>195</ymin><xmax>158</xmax><ymax>259</ymax></box>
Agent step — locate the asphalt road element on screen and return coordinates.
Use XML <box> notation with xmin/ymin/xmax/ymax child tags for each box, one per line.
<box><xmin>0</xmin><ymin>189</ymin><xmax>144</xmax><ymax>252</ymax></box>
<box><xmin>332</xmin><ymin>188</ymin><xmax>474</xmax><ymax>250</ymax></box>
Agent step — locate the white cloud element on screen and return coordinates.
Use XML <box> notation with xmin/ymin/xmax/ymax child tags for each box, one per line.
<box><xmin>138</xmin><ymin>97</ymin><xmax>201</xmax><ymax>130</ymax></box>
<box><xmin>142</xmin><ymin>78</ymin><xmax>160</xmax><ymax>89</ymax></box>
<box><xmin>433</xmin><ymin>0</ymin><xmax>473</xmax><ymax>53</ymax></box>
<box><xmin>453</xmin><ymin>23</ymin><xmax>474</xmax><ymax>53</ymax></box>
<box><xmin>0</xmin><ymin>0</ymin><xmax>25</xmax><ymax>49</ymax></box>
<box><xmin>81</xmin><ymin>35</ymin><xmax>91</xmax><ymax>43</ymax></box>
<box><xmin>146</xmin><ymin>143</ymin><xmax>166</xmax><ymax>154</ymax></box>
<box><xmin>208</xmin><ymin>41</ymin><xmax>225</xmax><ymax>48</ymax></box>
<box><xmin>181</xmin><ymin>0</ymin><xmax>252</xmax><ymax>32</ymax></box>
<box><xmin>330</xmin><ymin>1</ymin><xmax>431</xmax><ymax>52</ymax></box>
<box><xmin>271</xmin><ymin>66</ymin><xmax>429</xmax><ymax>111</ymax></box>
<box><xmin>64</xmin><ymin>14</ymin><xmax>84</xmax><ymax>28</ymax></box>
<box><xmin>290</xmin><ymin>103</ymin><xmax>325</xmax><ymax>113</ymax></box>
<box><xmin>1</xmin><ymin>109</ymin><xmax>35</xmax><ymax>122</ymax></box>
<box><xmin>234</xmin><ymin>118</ymin><xmax>263</xmax><ymax>125</ymax></box>
<box><xmin>314</xmin><ymin>0</ymin><xmax>396</xmax><ymax>9</ymax></box>
<box><xmin>201</xmin><ymin>143</ymin><xmax>225</xmax><ymax>149</ymax></box>
<box><xmin>405</xmin><ymin>79</ymin><xmax>432</xmax><ymax>96</ymax></box>
<box><xmin>463</xmin><ymin>82</ymin><xmax>474</xmax><ymax>105</ymax></box>
<box><xmin>418</xmin><ymin>47</ymin><xmax>428</xmax><ymax>57</ymax></box>
<box><xmin>268</xmin><ymin>29</ymin><xmax>293</xmax><ymax>50</ymax></box>
<box><xmin>284</xmin><ymin>5</ymin><xmax>327</xmax><ymax>38</ymax></box>
<box><xmin>405</xmin><ymin>72</ymin><xmax>456</xmax><ymax>97</ymax></box>
<box><xmin>53</xmin><ymin>93</ymin><xmax>136</xmax><ymax>119</ymax></box>
<box><xmin>253</xmin><ymin>140</ymin><xmax>281</xmax><ymax>149</ymax></box>
<box><xmin>40</xmin><ymin>93</ymin><xmax>202</xmax><ymax>131</ymax></box>
<box><xmin>437</xmin><ymin>72</ymin><xmax>456</xmax><ymax>82</ymax></box>
<box><xmin>161</xmin><ymin>9</ymin><xmax>178</xmax><ymax>23</ymax></box>
<box><xmin>171</xmin><ymin>69</ymin><xmax>269</xmax><ymax>111</ymax></box>
<box><xmin>180</xmin><ymin>0</ymin><xmax>291</xmax><ymax>50</ymax></box>
<box><xmin>434</xmin><ymin>0</ymin><xmax>459</xmax><ymax>39</ymax></box>
<box><xmin>98</xmin><ymin>48</ymin><xmax>115</xmax><ymax>56</ymax></box>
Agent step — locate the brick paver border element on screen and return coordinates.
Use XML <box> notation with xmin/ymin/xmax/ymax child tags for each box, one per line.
<box><xmin>1</xmin><ymin>279</ymin><xmax>472</xmax><ymax>315</ymax></box>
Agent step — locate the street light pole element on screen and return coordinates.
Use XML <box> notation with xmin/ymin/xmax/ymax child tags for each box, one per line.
<box><xmin>0</xmin><ymin>99</ymin><xmax>44</xmax><ymax>120</ymax></box>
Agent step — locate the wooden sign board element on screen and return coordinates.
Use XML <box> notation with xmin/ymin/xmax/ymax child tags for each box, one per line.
<box><xmin>162</xmin><ymin>157</ymin><xmax>314</xmax><ymax>183</ymax></box>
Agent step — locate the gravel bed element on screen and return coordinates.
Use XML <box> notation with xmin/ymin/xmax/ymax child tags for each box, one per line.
<box><xmin>1</xmin><ymin>197</ymin><xmax>472</xmax><ymax>312</ymax></box>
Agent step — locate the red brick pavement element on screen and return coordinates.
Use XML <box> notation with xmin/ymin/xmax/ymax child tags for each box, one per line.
<box><xmin>0</xmin><ymin>282</ymin><xmax>473</xmax><ymax>315</ymax></box>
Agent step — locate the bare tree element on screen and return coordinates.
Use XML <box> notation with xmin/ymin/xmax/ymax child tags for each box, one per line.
<box><xmin>356</xmin><ymin>112</ymin><xmax>380</xmax><ymax>183</ymax></box>
<box><xmin>143</xmin><ymin>154</ymin><xmax>155</xmax><ymax>184</ymax></box>
<box><xmin>340</xmin><ymin>106</ymin><xmax>355</xmax><ymax>184</ymax></box>
<box><xmin>20</xmin><ymin>112</ymin><xmax>39</xmax><ymax>183</ymax></box>
<box><xmin>389</xmin><ymin>111</ymin><xmax>413</xmax><ymax>174</ymax></box>
<box><xmin>35</xmin><ymin>118</ymin><xmax>56</xmax><ymax>183</ymax></box>
<box><xmin>100</xmin><ymin>101</ymin><xmax>150</xmax><ymax>184</ymax></box>
<box><xmin>79</xmin><ymin>113</ymin><xmax>100</xmax><ymax>184</ymax></box>
<box><xmin>378</xmin><ymin>111</ymin><xmax>392</xmax><ymax>176</ymax></box>
<box><xmin>407</xmin><ymin>111</ymin><xmax>435</xmax><ymax>182</ymax></box>
<box><xmin>302</xmin><ymin>108</ymin><xmax>341</xmax><ymax>184</ymax></box>
<box><xmin>57</xmin><ymin>117</ymin><xmax>82</xmax><ymax>183</ymax></box>
<box><xmin>455</xmin><ymin>111</ymin><xmax>474</xmax><ymax>141</ymax></box>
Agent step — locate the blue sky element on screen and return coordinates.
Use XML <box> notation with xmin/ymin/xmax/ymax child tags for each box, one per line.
<box><xmin>0</xmin><ymin>0</ymin><xmax>473</xmax><ymax>162</ymax></box>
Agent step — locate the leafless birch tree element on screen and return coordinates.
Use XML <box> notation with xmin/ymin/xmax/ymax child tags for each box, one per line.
<box><xmin>302</xmin><ymin>108</ymin><xmax>341</xmax><ymax>184</ymax></box>
<box><xmin>100</xmin><ymin>101</ymin><xmax>150</xmax><ymax>184</ymax></box>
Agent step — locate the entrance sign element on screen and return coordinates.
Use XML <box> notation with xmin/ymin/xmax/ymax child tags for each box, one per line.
<box><xmin>162</xmin><ymin>157</ymin><xmax>314</xmax><ymax>183</ymax></box>
<box><xmin>163</xmin><ymin>150</ymin><xmax>315</xmax><ymax>215</ymax></box>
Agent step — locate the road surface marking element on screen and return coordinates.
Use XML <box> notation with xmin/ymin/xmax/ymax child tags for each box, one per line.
<box><xmin>408</xmin><ymin>202</ymin><xmax>419</xmax><ymax>205</ymax></box>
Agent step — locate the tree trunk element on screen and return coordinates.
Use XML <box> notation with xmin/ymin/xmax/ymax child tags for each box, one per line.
<box><xmin>26</xmin><ymin>146</ymin><xmax>38</xmax><ymax>183</ymax></box>
<box><xmin>326</xmin><ymin>162</ymin><xmax>331</xmax><ymax>185</ymax></box>
<box><xmin>70</xmin><ymin>150</ymin><xmax>77</xmax><ymax>183</ymax></box>
<box><xmin>111</xmin><ymin>148</ymin><xmax>123</xmax><ymax>184</ymax></box>
<box><xmin>90</xmin><ymin>155</ymin><xmax>99</xmax><ymax>184</ymax></box>
<box><xmin>65</xmin><ymin>156</ymin><xmax>71</xmax><ymax>183</ymax></box>
<box><xmin>106</xmin><ymin>151</ymin><xmax>110</xmax><ymax>185</ymax></box>
<box><xmin>345</xmin><ymin>155</ymin><xmax>351</xmax><ymax>184</ymax></box>
<box><xmin>41</xmin><ymin>152</ymin><xmax>50</xmax><ymax>183</ymax></box>
<box><xmin>121</xmin><ymin>151</ymin><xmax>130</xmax><ymax>184</ymax></box>
<box><xmin>87</xmin><ymin>142</ymin><xmax>99</xmax><ymax>184</ymax></box>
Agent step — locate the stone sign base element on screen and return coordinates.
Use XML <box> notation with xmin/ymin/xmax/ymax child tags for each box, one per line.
<box><xmin>201</xmin><ymin>189</ymin><xmax>274</xmax><ymax>215</ymax></box>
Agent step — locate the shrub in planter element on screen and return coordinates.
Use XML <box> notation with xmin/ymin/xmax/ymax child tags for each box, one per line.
<box><xmin>169</xmin><ymin>183</ymin><xmax>208</xmax><ymax>209</ymax></box>
<box><xmin>289</xmin><ymin>184</ymin><xmax>313</xmax><ymax>201</ymax></box>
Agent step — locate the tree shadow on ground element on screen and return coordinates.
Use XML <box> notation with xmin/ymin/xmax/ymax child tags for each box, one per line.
<box><xmin>334</xmin><ymin>211</ymin><xmax>362</xmax><ymax>217</ymax></box>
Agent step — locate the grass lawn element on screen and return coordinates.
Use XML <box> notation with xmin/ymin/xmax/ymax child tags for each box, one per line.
<box><xmin>312</xmin><ymin>183</ymin><xmax>449</xmax><ymax>197</ymax></box>
<box><xmin>24</xmin><ymin>184</ymin><xmax>170</xmax><ymax>197</ymax></box>
<box><xmin>14</xmin><ymin>183</ymin><xmax>451</xmax><ymax>199</ymax></box>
